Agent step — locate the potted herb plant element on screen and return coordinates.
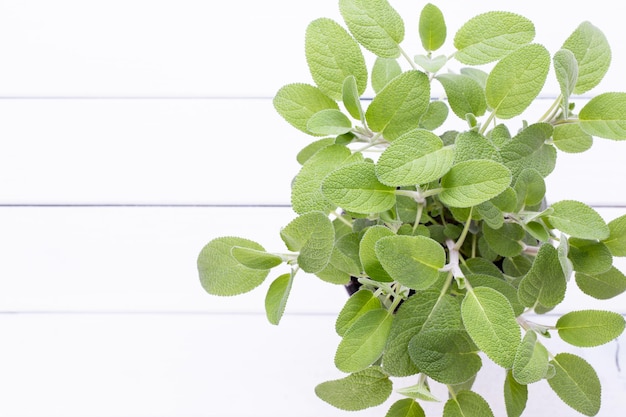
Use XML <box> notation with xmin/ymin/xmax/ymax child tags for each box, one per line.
<box><xmin>197</xmin><ymin>1</ymin><xmax>626</xmax><ymax>416</ymax></box>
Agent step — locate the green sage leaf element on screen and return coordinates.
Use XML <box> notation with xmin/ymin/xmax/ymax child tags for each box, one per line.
<box><xmin>504</xmin><ymin>370</ymin><xmax>528</xmax><ymax>417</ymax></box>
<box><xmin>339</xmin><ymin>0</ymin><xmax>404</xmax><ymax>58</ymax></box>
<box><xmin>604</xmin><ymin>214</ymin><xmax>626</xmax><ymax>256</ymax></box>
<box><xmin>462</xmin><ymin>287</ymin><xmax>521</xmax><ymax>368</ymax></box>
<box><xmin>265</xmin><ymin>272</ymin><xmax>295</xmax><ymax>325</ymax></box>
<box><xmin>414</xmin><ymin>54</ymin><xmax>447</xmax><ymax>73</ymax></box>
<box><xmin>315</xmin><ymin>366</ymin><xmax>393</xmax><ymax>411</ymax></box>
<box><xmin>568</xmin><ymin>238</ymin><xmax>612</xmax><ymax>275</ymax></box>
<box><xmin>375</xmin><ymin>235</ymin><xmax>446</xmax><ymax>290</ymax></box>
<box><xmin>419</xmin><ymin>100</ymin><xmax>449</xmax><ymax>130</ymax></box>
<box><xmin>486</xmin><ymin>44</ymin><xmax>550</xmax><ymax>119</ymax></box>
<box><xmin>198</xmin><ymin>237</ymin><xmax>269</xmax><ymax>296</ymax></box>
<box><xmin>547</xmin><ymin>200</ymin><xmax>609</xmax><ymax>240</ymax></box>
<box><xmin>579</xmin><ymin>92</ymin><xmax>626</xmax><ymax>140</ymax></box>
<box><xmin>296</xmin><ymin>138</ymin><xmax>336</xmax><ymax>165</ymax></box>
<box><xmin>453</xmin><ymin>11</ymin><xmax>534</xmax><ymax>65</ymax></box>
<box><xmin>483</xmin><ymin>223</ymin><xmax>525</xmax><ymax>258</ymax></box>
<box><xmin>518</xmin><ymin>244</ymin><xmax>566</xmax><ymax>309</ymax></box>
<box><xmin>468</xmin><ymin>274</ymin><xmax>524</xmax><ymax>316</ymax></box>
<box><xmin>500</xmin><ymin>123</ymin><xmax>556</xmax><ymax>180</ymax></box>
<box><xmin>548</xmin><ymin>353</ymin><xmax>601</xmax><ymax>416</ymax></box>
<box><xmin>419</xmin><ymin>3</ymin><xmax>446</xmax><ymax>52</ymax></box>
<box><xmin>366</xmin><ymin>70</ymin><xmax>431</xmax><ymax>140</ymax></box>
<box><xmin>343</xmin><ymin>75</ymin><xmax>365</xmax><ymax>121</ymax></box>
<box><xmin>307</xmin><ymin>109</ymin><xmax>353</xmax><ymax>136</ymax></box>
<box><xmin>562</xmin><ymin>21</ymin><xmax>611</xmax><ymax>94</ymax></box>
<box><xmin>280</xmin><ymin>211</ymin><xmax>334</xmax><ymax>273</ymax></box>
<box><xmin>552</xmin><ymin>123</ymin><xmax>593</xmax><ymax>153</ymax></box>
<box><xmin>372</xmin><ymin>57</ymin><xmax>402</xmax><ymax>93</ymax></box>
<box><xmin>305</xmin><ymin>18</ymin><xmax>368</xmax><ymax>100</ymax></box>
<box><xmin>439</xmin><ymin>159</ymin><xmax>512</xmax><ymax>208</ymax></box>
<box><xmin>553</xmin><ymin>49</ymin><xmax>578</xmax><ymax>116</ymax></box>
<box><xmin>453</xmin><ymin>131</ymin><xmax>498</xmax><ymax>163</ymax></box>
<box><xmin>436</xmin><ymin>73</ymin><xmax>487</xmax><ymax>119</ymax></box>
<box><xmin>230</xmin><ymin>246</ymin><xmax>283</xmax><ymax>270</ymax></box>
<box><xmin>376</xmin><ymin>129</ymin><xmax>454</xmax><ymax>186</ymax></box>
<box><xmin>359</xmin><ymin>225</ymin><xmax>395</xmax><ymax>282</ymax></box>
<box><xmin>576</xmin><ymin>267</ymin><xmax>626</xmax><ymax>300</ymax></box>
<box><xmin>514</xmin><ymin>169</ymin><xmax>546</xmax><ymax>209</ymax></box>
<box><xmin>443</xmin><ymin>390</ymin><xmax>494</xmax><ymax>417</ymax></box>
<box><xmin>335</xmin><ymin>309</ymin><xmax>394</xmax><ymax>373</ymax></box>
<box><xmin>322</xmin><ymin>161</ymin><xmax>396</xmax><ymax>214</ymax></box>
<box><xmin>273</xmin><ymin>83</ymin><xmax>338</xmax><ymax>135</ymax></box>
<box><xmin>409</xmin><ymin>329</ymin><xmax>482</xmax><ymax>384</ymax></box>
<box><xmin>513</xmin><ymin>331</ymin><xmax>550</xmax><ymax>384</ymax></box>
<box><xmin>556</xmin><ymin>310</ymin><xmax>625</xmax><ymax>347</ymax></box>
<box><xmin>336</xmin><ymin>289</ymin><xmax>383</xmax><ymax>336</ymax></box>
<box><xmin>386</xmin><ymin>399</ymin><xmax>426</xmax><ymax>417</ymax></box>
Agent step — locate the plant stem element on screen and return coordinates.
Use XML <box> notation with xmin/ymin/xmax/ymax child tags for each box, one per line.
<box><xmin>412</xmin><ymin>203</ymin><xmax>425</xmax><ymax>234</ymax></box>
<box><xmin>538</xmin><ymin>94</ymin><xmax>563</xmax><ymax>123</ymax></box>
<box><xmin>399</xmin><ymin>46</ymin><xmax>419</xmax><ymax>71</ymax></box>
<box><xmin>454</xmin><ymin>207</ymin><xmax>474</xmax><ymax>251</ymax></box>
<box><xmin>479</xmin><ymin>110</ymin><xmax>497</xmax><ymax>135</ymax></box>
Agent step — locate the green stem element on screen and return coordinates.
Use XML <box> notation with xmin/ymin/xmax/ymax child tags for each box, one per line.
<box><xmin>399</xmin><ymin>46</ymin><xmax>419</xmax><ymax>71</ymax></box>
<box><xmin>479</xmin><ymin>110</ymin><xmax>497</xmax><ymax>135</ymax></box>
<box><xmin>412</xmin><ymin>203</ymin><xmax>425</xmax><ymax>234</ymax></box>
<box><xmin>332</xmin><ymin>210</ymin><xmax>353</xmax><ymax>228</ymax></box>
<box><xmin>538</xmin><ymin>94</ymin><xmax>563</xmax><ymax>123</ymax></box>
<box><xmin>454</xmin><ymin>207</ymin><xmax>474</xmax><ymax>251</ymax></box>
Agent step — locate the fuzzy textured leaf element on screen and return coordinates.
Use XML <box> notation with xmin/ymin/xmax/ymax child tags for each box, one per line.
<box><xmin>307</xmin><ymin>109</ymin><xmax>353</xmax><ymax>135</ymax></box>
<box><xmin>518</xmin><ymin>244</ymin><xmax>566</xmax><ymax>309</ymax></box>
<box><xmin>553</xmin><ymin>123</ymin><xmax>593</xmax><ymax>153</ymax></box>
<box><xmin>576</xmin><ymin>267</ymin><xmax>626</xmax><ymax>300</ymax></box>
<box><xmin>547</xmin><ymin>200</ymin><xmax>609</xmax><ymax>240</ymax></box>
<box><xmin>280</xmin><ymin>212</ymin><xmax>334</xmax><ymax>273</ymax></box>
<box><xmin>265</xmin><ymin>272</ymin><xmax>295</xmax><ymax>325</ymax></box>
<box><xmin>462</xmin><ymin>287</ymin><xmax>521</xmax><ymax>368</ymax></box>
<box><xmin>359</xmin><ymin>225</ymin><xmax>395</xmax><ymax>282</ymax></box>
<box><xmin>315</xmin><ymin>367</ymin><xmax>393</xmax><ymax>411</ymax></box>
<box><xmin>339</xmin><ymin>0</ymin><xmax>404</xmax><ymax>58</ymax></box>
<box><xmin>366</xmin><ymin>70</ymin><xmax>431</xmax><ymax>140</ymax></box>
<box><xmin>548</xmin><ymin>353</ymin><xmax>601</xmax><ymax>416</ymax></box>
<box><xmin>198</xmin><ymin>237</ymin><xmax>269</xmax><ymax>296</ymax></box>
<box><xmin>230</xmin><ymin>246</ymin><xmax>283</xmax><ymax>270</ymax></box>
<box><xmin>500</xmin><ymin>123</ymin><xmax>555</xmax><ymax>180</ymax></box>
<box><xmin>553</xmin><ymin>49</ymin><xmax>578</xmax><ymax>115</ymax></box>
<box><xmin>556</xmin><ymin>310</ymin><xmax>625</xmax><ymax>347</ymax></box>
<box><xmin>562</xmin><ymin>21</ymin><xmax>611</xmax><ymax>94</ymax></box>
<box><xmin>273</xmin><ymin>83</ymin><xmax>338</xmax><ymax>135</ymax></box>
<box><xmin>372</xmin><ymin>58</ymin><xmax>402</xmax><ymax>93</ymax></box>
<box><xmin>385</xmin><ymin>399</ymin><xmax>426</xmax><ymax>417</ymax></box>
<box><xmin>604</xmin><ymin>214</ymin><xmax>626</xmax><ymax>256</ymax></box>
<box><xmin>454</xmin><ymin>11</ymin><xmax>535</xmax><ymax>65</ymax></box>
<box><xmin>443</xmin><ymin>390</ymin><xmax>494</xmax><ymax>417</ymax></box>
<box><xmin>336</xmin><ymin>289</ymin><xmax>383</xmax><ymax>336</ymax></box>
<box><xmin>513</xmin><ymin>331</ymin><xmax>549</xmax><ymax>384</ymax></box>
<box><xmin>504</xmin><ymin>370</ymin><xmax>528</xmax><ymax>417</ymax></box>
<box><xmin>439</xmin><ymin>159</ymin><xmax>512</xmax><ymax>208</ymax></box>
<box><xmin>419</xmin><ymin>3</ymin><xmax>446</xmax><ymax>52</ymax></box>
<box><xmin>579</xmin><ymin>92</ymin><xmax>626</xmax><ymax>140</ymax></box>
<box><xmin>436</xmin><ymin>73</ymin><xmax>487</xmax><ymax>119</ymax></box>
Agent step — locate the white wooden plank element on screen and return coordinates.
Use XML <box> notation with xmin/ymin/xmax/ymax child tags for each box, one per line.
<box><xmin>1</xmin><ymin>99</ymin><xmax>625</xmax><ymax>206</ymax></box>
<box><xmin>0</xmin><ymin>313</ymin><xmax>624</xmax><ymax>417</ymax></box>
<box><xmin>0</xmin><ymin>1</ymin><xmax>625</xmax><ymax>97</ymax></box>
<box><xmin>1</xmin><ymin>206</ymin><xmax>625</xmax><ymax>314</ymax></box>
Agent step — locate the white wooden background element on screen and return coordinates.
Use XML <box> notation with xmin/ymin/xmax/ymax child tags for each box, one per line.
<box><xmin>1</xmin><ymin>1</ymin><xmax>626</xmax><ymax>416</ymax></box>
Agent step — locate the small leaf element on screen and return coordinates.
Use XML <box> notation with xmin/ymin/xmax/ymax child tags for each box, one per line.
<box><xmin>461</xmin><ymin>287</ymin><xmax>521</xmax><ymax>368</ymax></box>
<box><xmin>292</xmin><ymin>144</ymin><xmax>361</xmax><ymax>214</ymax></box>
<box><xmin>556</xmin><ymin>310</ymin><xmax>625</xmax><ymax>347</ymax></box>
<box><xmin>553</xmin><ymin>49</ymin><xmax>578</xmax><ymax>115</ymax></box>
<box><xmin>604</xmin><ymin>214</ymin><xmax>626</xmax><ymax>256</ymax></box>
<box><xmin>372</xmin><ymin>57</ymin><xmax>402</xmax><ymax>93</ymax></box>
<box><xmin>439</xmin><ymin>159</ymin><xmax>512</xmax><ymax>208</ymax></box>
<box><xmin>396</xmin><ymin>383</ymin><xmax>441</xmax><ymax>402</ymax></box>
<box><xmin>343</xmin><ymin>75</ymin><xmax>365</xmax><ymax>121</ymax></box>
<box><xmin>230</xmin><ymin>246</ymin><xmax>283</xmax><ymax>270</ymax></box>
<box><xmin>513</xmin><ymin>331</ymin><xmax>549</xmax><ymax>384</ymax></box>
<box><xmin>552</xmin><ymin>123</ymin><xmax>593</xmax><ymax>153</ymax></box>
<box><xmin>198</xmin><ymin>237</ymin><xmax>269</xmax><ymax>296</ymax></box>
<box><xmin>280</xmin><ymin>212</ymin><xmax>334</xmax><ymax>273</ymax></box>
<box><xmin>273</xmin><ymin>83</ymin><xmax>338</xmax><ymax>135</ymax></box>
<box><xmin>547</xmin><ymin>200</ymin><xmax>609</xmax><ymax>240</ymax></box>
<box><xmin>335</xmin><ymin>309</ymin><xmax>394</xmax><ymax>373</ymax></box>
<box><xmin>514</xmin><ymin>168</ymin><xmax>546</xmax><ymax>209</ymax></box>
<box><xmin>579</xmin><ymin>92</ymin><xmax>626</xmax><ymax>140</ymax></box>
<box><xmin>307</xmin><ymin>109</ymin><xmax>353</xmax><ymax>135</ymax></box>
<box><xmin>331</xmin><ymin>232</ymin><xmax>364</xmax><ymax>276</ymax></box>
<box><xmin>548</xmin><ymin>353</ymin><xmax>601</xmax><ymax>416</ymax></box>
<box><xmin>315</xmin><ymin>366</ymin><xmax>393</xmax><ymax>411</ymax></box>
<box><xmin>359</xmin><ymin>225</ymin><xmax>395</xmax><ymax>282</ymax></box>
<box><xmin>453</xmin><ymin>11</ymin><xmax>535</xmax><ymax>65</ymax></box>
<box><xmin>265</xmin><ymin>272</ymin><xmax>295</xmax><ymax>325</ymax></box>
<box><xmin>419</xmin><ymin>3</ymin><xmax>446</xmax><ymax>52</ymax></box>
<box><xmin>443</xmin><ymin>390</ymin><xmax>494</xmax><ymax>417</ymax></box>
<box><xmin>419</xmin><ymin>100</ymin><xmax>449</xmax><ymax>130</ymax></box>
<box><xmin>486</xmin><ymin>44</ymin><xmax>551</xmax><ymax>119</ymax></box>
<box><xmin>518</xmin><ymin>244</ymin><xmax>566</xmax><ymax>309</ymax></box>
<box><xmin>339</xmin><ymin>0</ymin><xmax>404</xmax><ymax>58</ymax></box>
<box><xmin>568</xmin><ymin>238</ymin><xmax>612</xmax><ymax>275</ymax></box>
<box><xmin>322</xmin><ymin>161</ymin><xmax>396</xmax><ymax>214</ymax></box>
<box><xmin>500</xmin><ymin>123</ymin><xmax>556</xmax><ymax>180</ymax></box>
<box><xmin>375</xmin><ymin>235</ymin><xmax>446</xmax><ymax>290</ymax></box>
<box><xmin>376</xmin><ymin>129</ymin><xmax>454</xmax><ymax>186</ymax></box>
<box><xmin>296</xmin><ymin>138</ymin><xmax>336</xmax><ymax>165</ymax></box>
<box><xmin>576</xmin><ymin>267</ymin><xmax>626</xmax><ymax>300</ymax></box>
<box><xmin>436</xmin><ymin>73</ymin><xmax>487</xmax><ymax>119</ymax></box>
<box><xmin>468</xmin><ymin>274</ymin><xmax>524</xmax><ymax>316</ymax></box>
<box><xmin>336</xmin><ymin>289</ymin><xmax>383</xmax><ymax>336</ymax></box>
<box><xmin>305</xmin><ymin>18</ymin><xmax>368</xmax><ymax>100</ymax></box>
<box><xmin>460</xmin><ymin>67</ymin><xmax>489</xmax><ymax>89</ymax></box>
<box><xmin>409</xmin><ymin>329</ymin><xmax>482</xmax><ymax>384</ymax></box>
<box><xmin>366</xmin><ymin>70</ymin><xmax>431</xmax><ymax>140</ymax></box>
<box><xmin>562</xmin><ymin>21</ymin><xmax>611</xmax><ymax>94</ymax></box>
<box><xmin>453</xmin><ymin>130</ymin><xmax>498</xmax><ymax>163</ymax></box>
<box><xmin>483</xmin><ymin>223</ymin><xmax>525</xmax><ymax>258</ymax></box>
<box><xmin>386</xmin><ymin>399</ymin><xmax>426</xmax><ymax>417</ymax></box>
<box><xmin>414</xmin><ymin>54</ymin><xmax>447</xmax><ymax>73</ymax></box>
<box><xmin>504</xmin><ymin>370</ymin><xmax>528</xmax><ymax>417</ymax></box>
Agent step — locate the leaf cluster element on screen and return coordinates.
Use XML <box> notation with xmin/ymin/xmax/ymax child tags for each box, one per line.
<box><xmin>198</xmin><ymin>2</ymin><xmax>626</xmax><ymax>416</ymax></box>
